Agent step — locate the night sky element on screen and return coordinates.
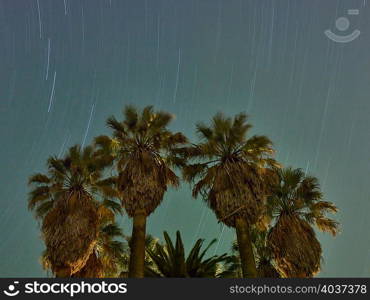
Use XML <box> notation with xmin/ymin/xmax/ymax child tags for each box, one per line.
<box><xmin>0</xmin><ymin>0</ymin><xmax>370</xmax><ymax>277</ymax></box>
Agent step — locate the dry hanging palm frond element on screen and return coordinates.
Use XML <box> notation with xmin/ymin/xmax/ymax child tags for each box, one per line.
<box><xmin>41</xmin><ymin>192</ymin><xmax>99</xmax><ymax>276</ymax></box>
<box><xmin>72</xmin><ymin>200</ymin><xmax>125</xmax><ymax>278</ymax></box>
<box><xmin>72</xmin><ymin>253</ymin><xmax>105</xmax><ymax>278</ymax></box>
<box><xmin>206</xmin><ymin>162</ymin><xmax>270</xmax><ymax>227</ymax></box>
<box><xmin>118</xmin><ymin>151</ymin><xmax>179</xmax><ymax>217</ymax></box>
<box><xmin>268</xmin><ymin>214</ymin><xmax>322</xmax><ymax>278</ymax></box>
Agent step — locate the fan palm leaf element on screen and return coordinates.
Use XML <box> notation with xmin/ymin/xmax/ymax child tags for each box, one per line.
<box><xmin>145</xmin><ymin>231</ymin><xmax>231</xmax><ymax>278</ymax></box>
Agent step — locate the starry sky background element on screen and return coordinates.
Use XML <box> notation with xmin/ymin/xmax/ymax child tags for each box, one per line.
<box><xmin>0</xmin><ymin>0</ymin><xmax>370</xmax><ymax>277</ymax></box>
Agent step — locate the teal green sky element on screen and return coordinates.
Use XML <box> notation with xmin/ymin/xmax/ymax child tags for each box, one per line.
<box><xmin>0</xmin><ymin>0</ymin><xmax>369</xmax><ymax>277</ymax></box>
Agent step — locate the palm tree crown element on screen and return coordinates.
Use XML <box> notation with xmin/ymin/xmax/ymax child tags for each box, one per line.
<box><xmin>183</xmin><ymin>112</ymin><xmax>279</xmax><ymax>227</ymax></box>
<box><xmin>145</xmin><ymin>231</ymin><xmax>231</xmax><ymax>277</ymax></box>
<box><xmin>95</xmin><ymin>105</ymin><xmax>187</xmax><ymax>217</ymax></box>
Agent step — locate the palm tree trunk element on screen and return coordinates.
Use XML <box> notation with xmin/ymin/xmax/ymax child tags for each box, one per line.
<box><xmin>129</xmin><ymin>210</ymin><xmax>147</xmax><ymax>278</ymax></box>
<box><xmin>235</xmin><ymin>217</ymin><xmax>257</xmax><ymax>278</ymax></box>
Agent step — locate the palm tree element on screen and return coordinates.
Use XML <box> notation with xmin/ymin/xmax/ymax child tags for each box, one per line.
<box><xmin>183</xmin><ymin>112</ymin><xmax>279</xmax><ymax>277</ymax></box>
<box><xmin>267</xmin><ymin>168</ymin><xmax>339</xmax><ymax>277</ymax></box>
<box><xmin>28</xmin><ymin>145</ymin><xmax>119</xmax><ymax>277</ymax></box>
<box><xmin>95</xmin><ymin>105</ymin><xmax>187</xmax><ymax>277</ymax></box>
<box><xmin>145</xmin><ymin>231</ymin><xmax>231</xmax><ymax>277</ymax></box>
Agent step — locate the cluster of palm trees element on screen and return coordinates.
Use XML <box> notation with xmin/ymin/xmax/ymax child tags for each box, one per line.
<box><xmin>28</xmin><ymin>105</ymin><xmax>339</xmax><ymax>278</ymax></box>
